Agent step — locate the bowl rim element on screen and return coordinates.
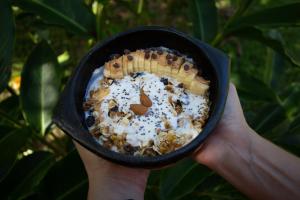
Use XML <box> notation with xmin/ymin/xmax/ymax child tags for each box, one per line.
<box><xmin>53</xmin><ymin>26</ymin><xmax>230</xmax><ymax>168</ymax></box>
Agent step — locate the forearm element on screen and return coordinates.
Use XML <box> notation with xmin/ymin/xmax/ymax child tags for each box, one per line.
<box><xmin>87</xmin><ymin>165</ymin><xmax>149</xmax><ymax>200</ymax></box>
<box><xmin>209</xmin><ymin>127</ymin><xmax>300</xmax><ymax>200</ymax></box>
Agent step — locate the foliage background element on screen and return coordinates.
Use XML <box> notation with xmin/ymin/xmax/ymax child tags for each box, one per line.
<box><xmin>1</xmin><ymin>0</ymin><xmax>300</xmax><ymax>199</ymax></box>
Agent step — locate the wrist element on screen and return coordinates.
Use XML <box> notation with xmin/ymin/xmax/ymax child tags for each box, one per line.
<box><xmin>87</xmin><ymin>163</ymin><xmax>149</xmax><ymax>200</ymax></box>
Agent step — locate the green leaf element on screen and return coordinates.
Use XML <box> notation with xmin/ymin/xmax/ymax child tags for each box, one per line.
<box><xmin>0</xmin><ymin>127</ymin><xmax>32</xmax><ymax>181</ymax></box>
<box><xmin>229</xmin><ymin>26</ymin><xmax>300</xmax><ymax>67</ymax></box>
<box><xmin>264</xmin><ymin>30</ymin><xmax>285</xmax><ymax>88</ymax></box>
<box><xmin>251</xmin><ymin>103</ymin><xmax>286</xmax><ymax>135</ymax></box>
<box><xmin>235</xmin><ymin>0</ymin><xmax>253</xmax><ymax>17</ymax></box>
<box><xmin>0</xmin><ymin>0</ymin><xmax>15</xmax><ymax>92</ymax></box>
<box><xmin>14</xmin><ymin>0</ymin><xmax>95</xmax><ymax>37</ymax></box>
<box><xmin>189</xmin><ymin>0</ymin><xmax>218</xmax><ymax>43</ymax></box>
<box><xmin>0</xmin><ymin>152</ymin><xmax>55</xmax><ymax>200</ymax></box>
<box><xmin>37</xmin><ymin>150</ymin><xmax>88</xmax><ymax>200</ymax></box>
<box><xmin>160</xmin><ymin>159</ymin><xmax>212</xmax><ymax>200</ymax></box>
<box><xmin>282</xmin><ymin>83</ymin><xmax>300</xmax><ymax>119</ymax></box>
<box><xmin>234</xmin><ymin>72</ymin><xmax>278</xmax><ymax>102</ymax></box>
<box><xmin>20</xmin><ymin>40</ymin><xmax>62</xmax><ymax>134</ymax></box>
<box><xmin>230</xmin><ymin>3</ymin><xmax>300</xmax><ymax>28</ymax></box>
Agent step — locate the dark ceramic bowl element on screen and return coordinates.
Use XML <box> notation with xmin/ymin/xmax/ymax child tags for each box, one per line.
<box><xmin>53</xmin><ymin>26</ymin><xmax>230</xmax><ymax>168</ymax></box>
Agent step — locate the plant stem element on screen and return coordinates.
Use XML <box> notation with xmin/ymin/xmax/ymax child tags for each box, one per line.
<box><xmin>96</xmin><ymin>2</ymin><xmax>104</xmax><ymax>41</ymax></box>
<box><xmin>6</xmin><ymin>85</ymin><xmax>17</xmax><ymax>96</ymax></box>
<box><xmin>0</xmin><ymin>109</ymin><xmax>23</xmax><ymax>128</ymax></box>
<box><xmin>137</xmin><ymin>0</ymin><xmax>144</xmax><ymax>14</ymax></box>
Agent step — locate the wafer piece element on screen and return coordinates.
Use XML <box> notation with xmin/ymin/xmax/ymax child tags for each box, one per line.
<box><xmin>110</xmin><ymin>57</ymin><xmax>123</xmax><ymax>79</ymax></box>
<box><xmin>177</xmin><ymin>61</ymin><xmax>198</xmax><ymax>86</ymax></box>
<box><xmin>144</xmin><ymin>49</ymin><xmax>151</xmax><ymax>72</ymax></box>
<box><xmin>188</xmin><ymin>76</ymin><xmax>210</xmax><ymax>95</ymax></box>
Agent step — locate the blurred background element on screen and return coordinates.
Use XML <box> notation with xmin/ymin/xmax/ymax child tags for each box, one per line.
<box><xmin>0</xmin><ymin>0</ymin><xmax>300</xmax><ymax>199</ymax></box>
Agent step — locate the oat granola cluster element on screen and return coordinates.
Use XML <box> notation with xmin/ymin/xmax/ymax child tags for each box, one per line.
<box><xmin>83</xmin><ymin>47</ymin><xmax>210</xmax><ymax>156</ymax></box>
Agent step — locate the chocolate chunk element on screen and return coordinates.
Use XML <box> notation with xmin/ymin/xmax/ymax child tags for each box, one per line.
<box><xmin>110</xmin><ymin>106</ymin><xmax>118</xmax><ymax>112</ymax></box>
<box><xmin>160</xmin><ymin>77</ymin><xmax>168</xmax><ymax>85</ymax></box>
<box><xmin>184</xmin><ymin>64</ymin><xmax>189</xmax><ymax>71</ymax></box>
<box><xmin>113</xmin><ymin>63</ymin><xmax>120</xmax><ymax>68</ymax></box>
<box><xmin>86</xmin><ymin>115</ymin><xmax>95</xmax><ymax>127</ymax></box>
<box><xmin>177</xmin><ymin>83</ymin><xmax>184</xmax><ymax>88</ymax></box>
<box><xmin>127</xmin><ymin>55</ymin><xmax>133</xmax><ymax>61</ymax></box>
<box><xmin>133</xmin><ymin>72</ymin><xmax>144</xmax><ymax>78</ymax></box>
<box><xmin>145</xmin><ymin>53</ymin><xmax>150</xmax><ymax>59</ymax></box>
<box><xmin>151</xmin><ymin>53</ymin><xmax>157</xmax><ymax>59</ymax></box>
<box><xmin>166</xmin><ymin>54</ymin><xmax>172</xmax><ymax>60</ymax></box>
<box><xmin>124</xmin><ymin>49</ymin><xmax>131</xmax><ymax>54</ymax></box>
<box><xmin>157</xmin><ymin>50</ymin><xmax>163</xmax><ymax>55</ymax></box>
<box><xmin>110</xmin><ymin>54</ymin><xmax>120</xmax><ymax>59</ymax></box>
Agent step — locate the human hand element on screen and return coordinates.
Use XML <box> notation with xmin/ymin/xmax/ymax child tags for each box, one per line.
<box><xmin>194</xmin><ymin>83</ymin><xmax>255</xmax><ymax>168</ymax></box>
<box><xmin>74</xmin><ymin>141</ymin><xmax>149</xmax><ymax>200</ymax></box>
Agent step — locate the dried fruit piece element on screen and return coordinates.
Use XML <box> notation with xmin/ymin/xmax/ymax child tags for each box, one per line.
<box><xmin>140</xmin><ymin>88</ymin><xmax>152</xmax><ymax>107</ymax></box>
<box><xmin>130</xmin><ymin>104</ymin><xmax>148</xmax><ymax>115</ymax></box>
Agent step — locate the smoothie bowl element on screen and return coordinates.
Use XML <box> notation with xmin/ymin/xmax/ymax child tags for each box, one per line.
<box><xmin>53</xmin><ymin>26</ymin><xmax>229</xmax><ymax>168</ymax></box>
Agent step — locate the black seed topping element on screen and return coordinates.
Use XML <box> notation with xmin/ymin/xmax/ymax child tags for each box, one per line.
<box><xmin>86</xmin><ymin>115</ymin><xmax>95</xmax><ymax>127</ymax></box>
<box><xmin>160</xmin><ymin>77</ymin><xmax>168</xmax><ymax>85</ymax></box>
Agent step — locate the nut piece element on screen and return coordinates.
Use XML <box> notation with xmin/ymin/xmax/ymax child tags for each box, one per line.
<box><xmin>130</xmin><ymin>104</ymin><xmax>148</xmax><ymax>115</ymax></box>
<box><xmin>140</xmin><ymin>88</ymin><xmax>152</xmax><ymax>107</ymax></box>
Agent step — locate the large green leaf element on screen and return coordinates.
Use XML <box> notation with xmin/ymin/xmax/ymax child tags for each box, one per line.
<box><xmin>0</xmin><ymin>0</ymin><xmax>15</xmax><ymax>92</ymax></box>
<box><xmin>0</xmin><ymin>127</ymin><xmax>32</xmax><ymax>181</ymax></box>
<box><xmin>20</xmin><ymin>41</ymin><xmax>62</xmax><ymax>134</ymax></box>
<box><xmin>230</xmin><ymin>26</ymin><xmax>300</xmax><ymax>67</ymax></box>
<box><xmin>0</xmin><ymin>151</ymin><xmax>55</xmax><ymax>200</ymax></box>
<box><xmin>230</xmin><ymin>3</ymin><xmax>300</xmax><ymax>28</ymax></box>
<box><xmin>159</xmin><ymin>159</ymin><xmax>212</xmax><ymax>200</ymax></box>
<box><xmin>189</xmin><ymin>0</ymin><xmax>218</xmax><ymax>43</ymax></box>
<box><xmin>234</xmin><ymin>72</ymin><xmax>278</xmax><ymax>102</ymax></box>
<box><xmin>37</xmin><ymin>150</ymin><xmax>88</xmax><ymax>200</ymax></box>
<box><xmin>14</xmin><ymin>0</ymin><xmax>95</xmax><ymax>37</ymax></box>
<box><xmin>263</xmin><ymin>30</ymin><xmax>285</xmax><ymax>88</ymax></box>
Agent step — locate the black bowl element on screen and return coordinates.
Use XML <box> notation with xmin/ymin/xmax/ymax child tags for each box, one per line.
<box><xmin>53</xmin><ymin>26</ymin><xmax>230</xmax><ymax>168</ymax></box>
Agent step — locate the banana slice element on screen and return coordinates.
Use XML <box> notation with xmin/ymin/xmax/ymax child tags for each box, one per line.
<box><xmin>137</xmin><ymin>50</ymin><xmax>145</xmax><ymax>72</ymax></box>
<box><xmin>124</xmin><ymin>53</ymin><xmax>134</xmax><ymax>74</ymax></box>
<box><xmin>177</xmin><ymin>61</ymin><xmax>198</xmax><ymax>85</ymax></box>
<box><xmin>132</xmin><ymin>51</ymin><xmax>139</xmax><ymax>72</ymax></box>
<box><xmin>157</xmin><ymin>52</ymin><xmax>171</xmax><ymax>76</ymax></box>
<box><xmin>144</xmin><ymin>49</ymin><xmax>151</xmax><ymax>72</ymax></box>
<box><xmin>171</xmin><ymin>56</ymin><xmax>185</xmax><ymax>78</ymax></box>
<box><xmin>150</xmin><ymin>50</ymin><xmax>159</xmax><ymax>74</ymax></box>
<box><xmin>104</xmin><ymin>62</ymin><xmax>111</xmax><ymax>78</ymax></box>
<box><xmin>188</xmin><ymin>76</ymin><xmax>210</xmax><ymax>95</ymax></box>
<box><xmin>110</xmin><ymin>57</ymin><xmax>123</xmax><ymax>79</ymax></box>
<box><xmin>122</xmin><ymin>55</ymin><xmax>128</xmax><ymax>75</ymax></box>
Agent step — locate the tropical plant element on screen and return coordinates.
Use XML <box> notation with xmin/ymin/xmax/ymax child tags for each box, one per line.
<box><xmin>0</xmin><ymin>0</ymin><xmax>299</xmax><ymax>199</ymax></box>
